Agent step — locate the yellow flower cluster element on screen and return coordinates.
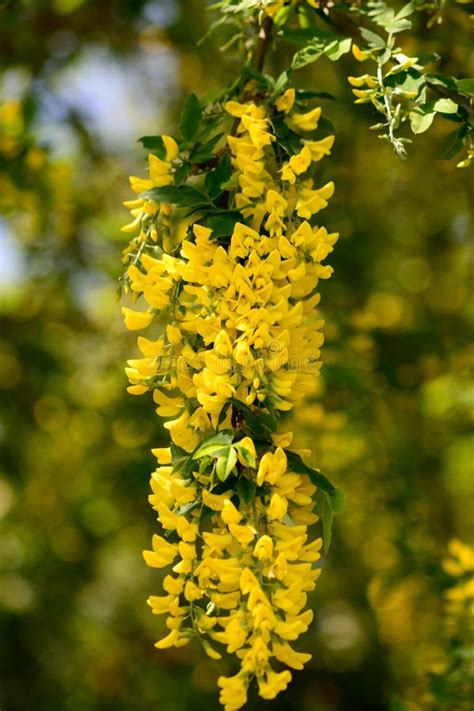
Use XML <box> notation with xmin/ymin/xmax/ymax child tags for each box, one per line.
<box><xmin>122</xmin><ymin>91</ymin><xmax>337</xmax><ymax>708</ymax></box>
<box><xmin>147</xmin><ymin>443</ymin><xmax>322</xmax><ymax>708</ymax></box>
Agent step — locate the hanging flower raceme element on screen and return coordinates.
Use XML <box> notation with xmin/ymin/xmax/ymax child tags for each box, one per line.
<box><xmin>120</xmin><ymin>78</ymin><xmax>341</xmax><ymax>710</ymax></box>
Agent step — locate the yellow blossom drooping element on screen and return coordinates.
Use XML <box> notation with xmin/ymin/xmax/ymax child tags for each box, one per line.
<box><xmin>121</xmin><ymin>78</ymin><xmax>339</xmax><ymax>709</ymax></box>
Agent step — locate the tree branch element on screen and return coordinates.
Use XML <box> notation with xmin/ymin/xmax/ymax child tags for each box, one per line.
<box><xmin>254</xmin><ymin>14</ymin><xmax>273</xmax><ymax>73</ymax></box>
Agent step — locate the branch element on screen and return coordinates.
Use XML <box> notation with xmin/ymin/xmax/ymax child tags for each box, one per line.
<box><xmin>254</xmin><ymin>14</ymin><xmax>273</xmax><ymax>72</ymax></box>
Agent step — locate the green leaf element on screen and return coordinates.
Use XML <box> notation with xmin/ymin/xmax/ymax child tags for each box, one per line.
<box><xmin>192</xmin><ymin>430</ymin><xmax>234</xmax><ymax>459</ymax></box>
<box><xmin>425</xmin><ymin>73</ymin><xmax>458</xmax><ymax>91</ymax></box>
<box><xmin>142</xmin><ymin>185</ymin><xmax>208</xmax><ymax>206</ymax></box>
<box><xmin>384</xmin><ymin>17</ymin><xmax>411</xmax><ymax>33</ymax></box>
<box><xmin>217</xmin><ymin>399</ymin><xmax>232</xmax><ymax>427</ymax></box>
<box><xmin>440</xmin><ymin>124</ymin><xmax>471</xmax><ymax>160</ymax></box>
<box><xmin>273</xmin><ymin>4</ymin><xmax>291</xmax><ymax>28</ymax></box>
<box><xmin>244</xmin><ymin>66</ymin><xmax>273</xmax><ymax>89</ymax></box>
<box><xmin>390</xmin><ymin>698</ymin><xmax>410</xmax><ymax>711</ymax></box>
<box><xmin>292</xmin><ymin>35</ymin><xmax>336</xmax><ymax>69</ymax></box>
<box><xmin>272</xmin><ymin>117</ymin><xmax>303</xmax><ymax>154</ymax></box>
<box><xmin>318</xmin><ymin>116</ymin><xmax>336</xmax><ymax>134</ymax></box>
<box><xmin>433</xmin><ymin>98</ymin><xmax>458</xmax><ymax>114</ymax></box>
<box><xmin>456</xmin><ymin>78</ymin><xmax>474</xmax><ymax>98</ymax></box>
<box><xmin>282</xmin><ymin>27</ymin><xmax>320</xmax><ymax>45</ymax></box>
<box><xmin>138</xmin><ymin>135</ymin><xmax>166</xmax><ymax>156</ymax></box>
<box><xmin>170</xmin><ymin>442</ymin><xmax>187</xmax><ymax>460</ymax></box>
<box><xmin>326</xmin><ymin>37</ymin><xmax>351</xmax><ymax>61</ymax></box>
<box><xmin>174</xmin><ymin>162</ymin><xmax>191</xmax><ymax>186</ymax></box>
<box><xmin>190</xmin><ymin>133</ymin><xmax>224</xmax><ymax>163</ymax></box>
<box><xmin>368</xmin><ymin>1</ymin><xmax>413</xmax><ymax>34</ymax></box>
<box><xmin>359</xmin><ymin>27</ymin><xmax>385</xmax><ymax>48</ymax></box>
<box><xmin>216</xmin><ymin>446</ymin><xmax>238</xmax><ymax>481</ymax></box>
<box><xmin>180</xmin><ymin>93</ymin><xmax>202</xmax><ymax>141</ymax></box>
<box><xmin>205</xmin><ymin>153</ymin><xmax>232</xmax><ymax>199</ymax></box>
<box><xmin>328</xmin><ymin>488</ymin><xmax>345</xmax><ymax>515</ymax></box>
<box><xmin>205</xmin><ymin>211</ymin><xmax>243</xmax><ymax>239</ymax></box>
<box><xmin>314</xmin><ymin>490</ymin><xmax>334</xmax><ymax>554</ymax></box>
<box><xmin>385</xmin><ymin>70</ymin><xmax>425</xmax><ymax>95</ymax></box>
<box><xmin>395</xmin><ymin>2</ymin><xmax>414</xmax><ymax>20</ymax></box>
<box><xmin>313</xmin><ymin>489</ymin><xmax>344</xmax><ymax>554</ymax></box>
<box><xmin>285</xmin><ymin>450</ymin><xmax>336</xmax><ymax>494</ymax></box>
<box><xmin>273</xmin><ymin>71</ymin><xmax>289</xmax><ymax>95</ymax></box>
<box><xmin>417</xmin><ymin>52</ymin><xmax>440</xmax><ymax>65</ymax></box>
<box><xmin>410</xmin><ymin>107</ymin><xmax>435</xmax><ymax>134</ymax></box>
<box><xmin>172</xmin><ymin>455</ymin><xmax>196</xmax><ymax>479</ymax></box>
<box><xmin>177</xmin><ymin>501</ymin><xmax>199</xmax><ymax>516</ymax></box>
<box><xmin>237</xmin><ymin>477</ymin><xmax>257</xmax><ymax>505</ymax></box>
<box><xmin>296</xmin><ymin>89</ymin><xmax>337</xmax><ymax>101</ymax></box>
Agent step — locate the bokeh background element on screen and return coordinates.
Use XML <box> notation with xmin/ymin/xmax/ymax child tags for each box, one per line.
<box><xmin>0</xmin><ymin>1</ymin><xmax>473</xmax><ymax>710</ymax></box>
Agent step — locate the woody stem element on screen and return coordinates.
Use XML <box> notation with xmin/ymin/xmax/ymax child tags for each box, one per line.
<box><xmin>254</xmin><ymin>15</ymin><xmax>273</xmax><ymax>73</ymax></box>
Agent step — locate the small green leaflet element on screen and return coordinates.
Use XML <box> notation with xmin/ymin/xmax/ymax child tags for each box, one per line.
<box><xmin>441</xmin><ymin>123</ymin><xmax>472</xmax><ymax>160</ymax></box>
<box><xmin>291</xmin><ymin>31</ymin><xmax>351</xmax><ymax>70</ymax></box>
<box><xmin>236</xmin><ymin>477</ymin><xmax>256</xmax><ymax>505</ymax></box>
<box><xmin>190</xmin><ymin>133</ymin><xmax>224</xmax><ymax>163</ymax></box>
<box><xmin>205</xmin><ymin>153</ymin><xmax>233</xmax><ymax>199</ymax></box>
<box><xmin>296</xmin><ymin>90</ymin><xmax>337</xmax><ymax>101</ymax></box>
<box><xmin>142</xmin><ymin>185</ymin><xmax>208</xmax><ymax>206</ymax></box>
<box><xmin>282</xmin><ymin>27</ymin><xmax>331</xmax><ymax>45</ymax></box>
<box><xmin>216</xmin><ymin>446</ymin><xmax>238</xmax><ymax>481</ymax></box>
<box><xmin>455</xmin><ymin>78</ymin><xmax>474</xmax><ymax>98</ymax></box>
<box><xmin>410</xmin><ymin>99</ymin><xmax>458</xmax><ymax>135</ymax></box>
<box><xmin>180</xmin><ymin>93</ymin><xmax>202</xmax><ymax>142</ymax></box>
<box><xmin>172</xmin><ymin>453</ymin><xmax>196</xmax><ymax>479</ymax></box>
<box><xmin>359</xmin><ymin>27</ymin><xmax>385</xmax><ymax>49</ymax></box>
<box><xmin>273</xmin><ymin>71</ymin><xmax>289</xmax><ymax>96</ymax></box>
<box><xmin>177</xmin><ymin>501</ymin><xmax>199</xmax><ymax>516</ymax></box>
<box><xmin>368</xmin><ymin>1</ymin><xmax>413</xmax><ymax>34</ymax></box>
<box><xmin>174</xmin><ymin>162</ymin><xmax>191</xmax><ymax>186</ymax></box>
<box><xmin>138</xmin><ymin>135</ymin><xmax>166</xmax><ymax>156</ymax></box>
<box><xmin>433</xmin><ymin>98</ymin><xmax>458</xmax><ymax>114</ymax></box>
<box><xmin>285</xmin><ymin>450</ymin><xmax>336</xmax><ymax>494</ymax></box>
<box><xmin>314</xmin><ymin>489</ymin><xmax>345</xmax><ymax>554</ymax></box>
<box><xmin>410</xmin><ymin>107</ymin><xmax>435</xmax><ymax>135</ymax></box>
<box><xmin>205</xmin><ymin>211</ymin><xmax>244</xmax><ymax>239</ymax></box>
<box><xmin>192</xmin><ymin>430</ymin><xmax>234</xmax><ymax>459</ymax></box>
<box><xmin>170</xmin><ymin>442</ymin><xmax>187</xmax><ymax>460</ymax></box>
<box><xmin>326</xmin><ymin>38</ymin><xmax>352</xmax><ymax>62</ymax></box>
<box><xmin>285</xmin><ymin>449</ymin><xmax>343</xmax><ymax>553</ymax></box>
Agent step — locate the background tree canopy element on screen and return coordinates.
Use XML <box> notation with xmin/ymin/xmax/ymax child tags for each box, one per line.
<box><xmin>0</xmin><ymin>1</ymin><xmax>472</xmax><ymax>710</ymax></box>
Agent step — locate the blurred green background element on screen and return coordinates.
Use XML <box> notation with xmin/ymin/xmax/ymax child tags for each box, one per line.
<box><xmin>0</xmin><ymin>1</ymin><xmax>472</xmax><ymax>710</ymax></box>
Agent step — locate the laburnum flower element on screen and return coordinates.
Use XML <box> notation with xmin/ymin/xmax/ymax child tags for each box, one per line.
<box><xmin>121</xmin><ymin>87</ymin><xmax>338</xmax><ymax>709</ymax></box>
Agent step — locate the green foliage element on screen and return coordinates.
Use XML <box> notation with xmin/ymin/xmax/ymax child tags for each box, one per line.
<box><xmin>288</xmin><ymin>29</ymin><xmax>352</xmax><ymax>69</ymax></box>
<box><xmin>216</xmin><ymin>446</ymin><xmax>238</xmax><ymax>481</ymax></box>
<box><xmin>264</xmin><ymin>0</ymin><xmax>474</xmax><ymax>162</ymax></box>
<box><xmin>192</xmin><ymin>430</ymin><xmax>235</xmax><ymax>459</ymax></box>
<box><xmin>179</xmin><ymin>93</ymin><xmax>203</xmax><ymax>141</ymax></box>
